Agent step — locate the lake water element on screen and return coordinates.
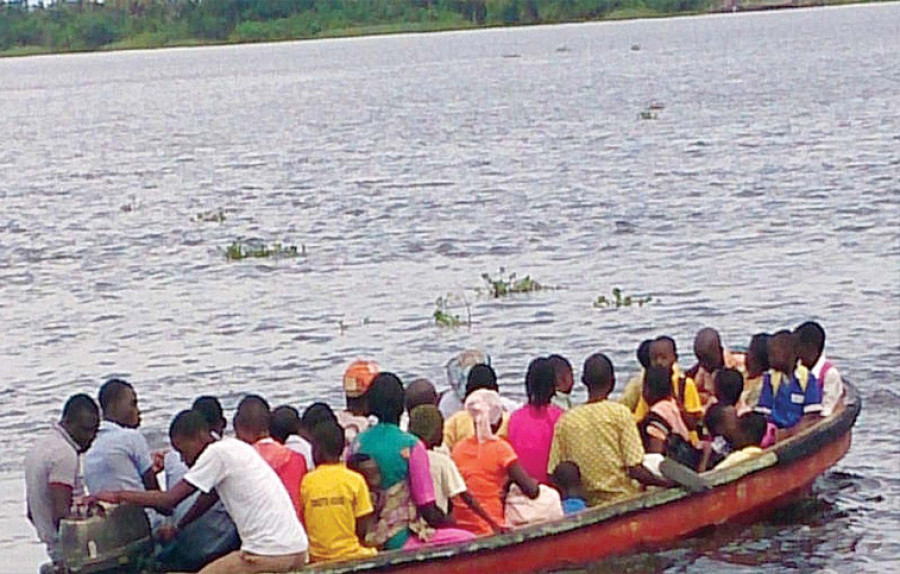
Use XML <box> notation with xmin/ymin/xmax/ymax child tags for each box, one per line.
<box><xmin>1</xmin><ymin>3</ymin><xmax>898</xmax><ymax>572</ymax></box>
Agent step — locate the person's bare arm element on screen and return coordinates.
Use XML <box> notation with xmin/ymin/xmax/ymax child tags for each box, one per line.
<box><xmin>698</xmin><ymin>442</ymin><xmax>713</xmax><ymax>473</ymax></box>
<box><xmin>775</xmin><ymin>414</ymin><xmax>821</xmax><ymax>442</ymax></box>
<box><xmin>356</xmin><ymin>511</ymin><xmax>375</xmax><ymax>546</ymax></box>
<box><xmin>418</xmin><ymin>502</ymin><xmax>454</xmax><ymax>528</ymax></box>
<box><xmin>627</xmin><ymin>464</ymin><xmax>670</xmax><ymax>488</ymax></box>
<box><xmin>49</xmin><ymin>484</ymin><xmax>74</xmax><ymax>531</ymax></box>
<box><xmin>682</xmin><ymin>411</ymin><xmax>701</xmax><ymax>432</ymax></box>
<box><xmin>645</xmin><ymin>435</ymin><xmax>666</xmax><ymax>454</ymax></box>
<box><xmin>93</xmin><ymin>480</ymin><xmax>196</xmax><ymax>514</ymax></box>
<box><xmin>176</xmin><ymin>490</ymin><xmax>219</xmax><ymax>530</ymax></box>
<box><xmin>508</xmin><ymin>461</ymin><xmax>540</xmax><ymax>499</ymax></box>
<box><xmin>459</xmin><ymin>491</ymin><xmax>505</xmax><ymax>534</ymax></box>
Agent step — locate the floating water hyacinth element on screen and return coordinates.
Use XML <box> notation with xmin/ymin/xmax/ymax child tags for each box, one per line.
<box><xmin>193</xmin><ymin>209</ymin><xmax>226</xmax><ymax>223</ymax></box>
<box><xmin>481</xmin><ymin>268</ymin><xmax>545</xmax><ymax>298</ymax></box>
<box><xmin>593</xmin><ymin>287</ymin><xmax>654</xmax><ymax>309</ymax></box>
<box><xmin>224</xmin><ymin>239</ymin><xmax>304</xmax><ymax>261</ymax></box>
<box><xmin>433</xmin><ymin>294</ymin><xmax>471</xmax><ymax>328</ymax></box>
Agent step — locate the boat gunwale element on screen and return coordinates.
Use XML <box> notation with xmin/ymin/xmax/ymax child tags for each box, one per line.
<box><xmin>305</xmin><ymin>380</ymin><xmax>861</xmax><ymax>573</ymax></box>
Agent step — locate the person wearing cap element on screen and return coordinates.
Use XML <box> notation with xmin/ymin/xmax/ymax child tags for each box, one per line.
<box><xmin>338</xmin><ymin>361</ymin><xmax>379</xmax><ymax>455</ymax></box>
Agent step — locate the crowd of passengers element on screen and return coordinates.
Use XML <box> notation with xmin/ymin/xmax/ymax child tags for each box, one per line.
<box><xmin>25</xmin><ymin>321</ymin><xmax>844</xmax><ymax>573</ymax></box>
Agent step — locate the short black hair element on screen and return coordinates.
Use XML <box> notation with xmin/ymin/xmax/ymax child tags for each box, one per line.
<box><xmin>582</xmin><ymin>353</ymin><xmax>614</xmax><ymax>392</ymax></box>
<box><xmin>169</xmin><ymin>409</ymin><xmax>209</xmax><ymax>441</ymax></box>
<box><xmin>643</xmin><ymin>366</ymin><xmax>672</xmax><ymax>404</ymax></box>
<box><xmin>715</xmin><ymin>369</ymin><xmax>744</xmax><ymax>407</ymax></box>
<box><xmin>63</xmin><ymin>394</ymin><xmax>99</xmax><ymax>422</ymax></box>
<box><xmin>748</xmin><ymin>333</ymin><xmax>770</xmax><ymax>371</ymax></box>
<box><xmin>636</xmin><ymin>340</ymin><xmax>653</xmax><ymax>369</ymax></box>
<box><xmin>550</xmin><ymin>461</ymin><xmax>582</xmax><ymax>489</ymax></box>
<box><xmin>271</xmin><ymin>405</ymin><xmax>301</xmax><ymax>443</ymax></box>
<box><xmin>235</xmin><ymin>395</ymin><xmax>271</xmax><ymax>434</ymax></box>
<box><xmin>310</xmin><ymin>421</ymin><xmax>344</xmax><ymax>461</ymax></box>
<box><xmin>465</xmin><ymin>364</ymin><xmax>498</xmax><ymax>396</ymax></box>
<box><xmin>525</xmin><ymin>357</ymin><xmax>556</xmax><ymax>406</ymax></box>
<box><xmin>301</xmin><ymin>402</ymin><xmax>338</xmax><ymax>431</ymax></box>
<box><xmin>740</xmin><ymin>412</ymin><xmax>768</xmax><ymax>446</ymax></box>
<box><xmin>547</xmin><ymin>354</ymin><xmax>573</xmax><ymax>378</ymax></box>
<box><xmin>704</xmin><ymin>402</ymin><xmax>730</xmax><ymax>436</ymax></box>
<box><xmin>795</xmin><ymin>321</ymin><xmax>826</xmax><ymax>353</ymax></box>
<box><xmin>98</xmin><ymin>378</ymin><xmax>132</xmax><ymax>412</ymax></box>
<box><xmin>192</xmin><ymin>396</ymin><xmax>225</xmax><ymax>428</ymax></box>
<box><xmin>654</xmin><ymin>336</ymin><xmax>678</xmax><ymax>357</ymax></box>
<box><xmin>368</xmin><ymin>372</ymin><xmax>405</xmax><ymax>423</ymax></box>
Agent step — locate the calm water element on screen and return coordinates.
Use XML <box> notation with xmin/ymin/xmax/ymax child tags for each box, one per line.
<box><xmin>1</xmin><ymin>4</ymin><xmax>898</xmax><ymax>572</ymax></box>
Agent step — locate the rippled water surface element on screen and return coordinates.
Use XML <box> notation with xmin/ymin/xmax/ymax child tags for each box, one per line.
<box><xmin>1</xmin><ymin>4</ymin><xmax>899</xmax><ymax>572</ymax></box>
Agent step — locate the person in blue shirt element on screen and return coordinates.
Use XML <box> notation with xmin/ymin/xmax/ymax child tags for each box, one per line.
<box><xmin>755</xmin><ymin>331</ymin><xmax>822</xmax><ymax>433</ymax></box>
<box><xmin>550</xmin><ymin>461</ymin><xmax>587</xmax><ymax>515</ymax></box>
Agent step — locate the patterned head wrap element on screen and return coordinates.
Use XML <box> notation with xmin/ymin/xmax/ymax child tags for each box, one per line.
<box><xmin>465</xmin><ymin>389</ymin><xmax>503</xmax><ymax>444</ymax></box>
<box><xmin>446</xmin><ymin>349</ymin><xmax>490</xmax><ymax>400</ymax></box>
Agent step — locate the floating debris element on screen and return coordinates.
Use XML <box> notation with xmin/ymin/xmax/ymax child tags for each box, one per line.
<box><xmin>120</xmin><ymin>194</ymin><xmax>138</xmax><ymax>213</ymax></box>
<box><xmin>433</xmin><ymin>294</ymin><xmax>471</xmax><ymax>328</ymax></box>
<box><xmin>481</xmin><ymin>268</ymin><xmax>546</xmax><ymax>298</ymax></box>
<box><xmin>502</xmin><ymin>53</ymin><xmax>522</xmax><ymax>59</ymax></box>
<box><xmin>193</xmin><ymin>209</ymin><xmax>226</xmax><ymax>223</ymax></box>
<box><xmin>639</xmin><ymin>110</ymin><xmax>658</xmax><ymax>120</ymax></box>
<box><xmin>556</xmin><ymin>45</ymin><xmax>571</xmax><ymax>53</ymax></box>
<box><xmin>648</xmin><ymin>101</ymin><xmax>666</xmax><ymax>111</ymax></box>
<box><xmin>224</xmin><ymin>239</ymin><xmax>304</xmax><ymax>261</ymax></box>
<box><xmin>593</xmin><ymin>287</ymin><xmax>654</xmax><ymax>309</ymax></box>
<box><xmin>631</xmin><ymin>44</ymin><xmax>642</xmax><ymax>51</ymax></box>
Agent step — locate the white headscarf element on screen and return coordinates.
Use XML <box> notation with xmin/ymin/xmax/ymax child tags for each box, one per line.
<box><xmin>465</xmin><ymin>389</ymin><xmax>504</xmax><ymax>443</ymax></box>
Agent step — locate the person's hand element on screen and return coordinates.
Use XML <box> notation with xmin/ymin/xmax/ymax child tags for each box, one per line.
<box><xmin>152</xmin><ymin>450</ymin><xmax>168</xmax><ymax>474</ymax></box>
<box><xmin>155</xmin><ymin>524</ymin><xmax>178</xmax><ymax>542</ymax></box>
<box><xmin>90</xmin><ymin>491</ymin><xmax>124</xmax><ymax>504</ymax></box>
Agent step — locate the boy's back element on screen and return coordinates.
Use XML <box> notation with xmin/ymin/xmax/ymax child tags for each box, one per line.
<box><xmin>300</xmin><ymin>463</ymin><xmax>377</xmax><ymax>563</ymax></box>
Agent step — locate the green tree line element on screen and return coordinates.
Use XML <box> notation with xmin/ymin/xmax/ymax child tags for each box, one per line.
<box><xmin>0</xmin><ymin>0</ymin><xmax>712</xmax><ymax>54</ymax></box>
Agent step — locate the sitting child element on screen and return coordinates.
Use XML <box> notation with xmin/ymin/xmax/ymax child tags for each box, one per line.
<box><xmin>741</xmin><ymin>333</ymin><xmax>770</xmax><ymax>410</ymax></box>
<box><xmin>714</xmin><ymin>413</ymin><xmax>768</xmax><ymax>470</ymax></box>
<box><xmin>714</xmin><ymin>368</ymin><xmax>747</xmax><ymax>414</ymax></box>
<box><xmin>755</xmin><ymin>331</ymin><xmax>822</xmax><ymax>430</ymax></box>
<box><xmin>640</xmin><ymin>366</ymin><xmax>703</xmax><ymax>470</ymax></box>
<box><xmin>550</xmin><ymin>462</ymin><xmax>587</xmax><ymax>515</ymax></box>
<box><xmin>795</xmin><ymin>321</ymin><xmax>844</xmax><ymax>418</ymax></box>
<box><xmin>300</xmin><ymin>422</ymin><xmax>377</xmax><ymax>563</ymax></box>
<box><xmin>699</xmin><ymin>403</ymin><xmax>739</xmax><ymax>471</ymax></box>
<box><xmin>548</xmin><ymin>354</ymin><xmax>575</xmax><ymax>411</ymax></box>
<box><xmin>346</xmin><ymin>453</ymin><xmax>383</xmax><ymax>518</ymax></box>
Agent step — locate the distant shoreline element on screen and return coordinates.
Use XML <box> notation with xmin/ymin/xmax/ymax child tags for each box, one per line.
<box><xmin>0</xmin><ymin>0</ymin><xmax>886</xmax><ymax>60</ymax></box>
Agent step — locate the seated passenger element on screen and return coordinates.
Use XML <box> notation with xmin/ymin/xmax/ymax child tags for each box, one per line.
<box><xmin>618</xmin><ymin>339</ymin><xmax>653</xmax><ymax>412</ymax></box>
<box><xmin>443</xmin><ymin>364</ymin><xmax>511</xmax><ymax>451</ymax></box>
<box><xmin>507</xmin><ymin>357</ymin><xmax>565</xmax><ymax>484</ymax></box>
<box><xmin>755</xmin><ymin>331</ymin><xmax>822</xmax><ymax>431</ymax></box>
<box><xmin>438</xmin><ymin>349</ymin><xmax>490</xmax><ymax>419</ymax></box>
<box><xmin>687</xmin><ymin>328</ymin><xmax>745</xmax><ymax>404</ymax></box>
<box><xmin>634</xmin><ymin>337</ymin><xmax>703</xmax><ymax>440</ymax></box>
<box><xmin>549</xmin><ymin>462</ymin><xmax>587</xmax><ymax>515</ymax></box>
<box><xmin>271</xmin><ymin>405</ymin><xmax>314</xmax><ymax>471</ymax></box>
<box><xmin>714</xmin><ymin>368</ymin><xmax>748</xmax><ymax>414</ymax></box>
<box><xmin>401</xmin><ymin>378</ymin><xmax>439</xmax><ymax>431</ymax></box>
<box><xmin>796</xmin><ymin>321</ymin><xmax>844</xmax><ymax>417</ymax></box>
<box><xmin>639</xmin><ymin>366</ymin><xmax>701</xmax><ymax>469</ymax></box>
<box><xmin>698</xmin><ymin>403</ymin><xmax>739</xmax><ymax>471</ymax></box>
<box><xmin>548</xmin><ymin>354</ymin><xmax>575</xmax><ymax>411</ymax></box>
<box><xmin>408</xmin><ymin>405</ymin><xmax>500</xmax><ymax>532</ymax></box>
<box><xmin>548</xmin><ymin>353</ymin><xmax>667</xmax><ymax>507</ymax></box>
<box><xmin>338</xmin><ymin>360</ymin><xmax>379</xmax><ymax>451</ymax></box>
<box><xmin>25</xmin><ymin>394</ymin><xmax>99</xmax><ymax>569</ymax></box>
<box><xmin>452</xmin><ymin>390</ymin><xmax>539</xmax><ymax>536</ymax></box>
<box><xmin>714</xmin><ymin>413</ymin><xmax>768</xmax><ymax>470</ymax></box>
<box><xmin>741</xmin><ymin>333</ymin><xmax>770</xmax><ymax>410</ymax></box>
<box><xmin>159</xmin><ymin>396</ymin><xmax>239</xmax><ymax>572</ymax></box>
<box><xmin>234</xmin><ymin>395</ymin><xmax>308</xmax><ymax>519</ymax></box>
<box><xmin>93</xmin><ymin>410</ymin><xmax>309</xmax><ymax>573</ymax></box>
<box><xmin>300</xmin><ymin>422</ymin><xmax>377</xmax><ymax>563</ymax></box>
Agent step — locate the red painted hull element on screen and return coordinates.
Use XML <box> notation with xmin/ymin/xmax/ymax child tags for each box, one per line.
<box><xmin>308</xmin><ymin>383</ymin><xmax>860</xmax><ymax>574</ymax></box>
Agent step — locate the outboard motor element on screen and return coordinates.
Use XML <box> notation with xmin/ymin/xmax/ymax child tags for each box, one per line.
<box><xmin>58</xmin><ymin>503</ymin><xmax>153</xmax><ymax>573</ymax></box>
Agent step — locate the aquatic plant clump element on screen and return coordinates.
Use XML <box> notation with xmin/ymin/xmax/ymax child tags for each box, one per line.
<box><xmin>593</xmin><ymin>287</ymin><xmax>653</xmax><ymax>309</ymax></box>
<box><xmin>433</xmin><ymin>294</ymin><xmax>472</xmax><ymax>328</ymax></box>
<box><xmin>224</xmin><ymin>239</ymin><xmax>304</xmax><ymax>261</ymax></box>
<box><xmin>481</xmin><ymin>268</ymin><xmax>545</xmax><ymax>298</ymax></box>
<box><xmin>193</xmin><ymin>209</ymin><xmax>226</xmax><ymax>223</ymax></box>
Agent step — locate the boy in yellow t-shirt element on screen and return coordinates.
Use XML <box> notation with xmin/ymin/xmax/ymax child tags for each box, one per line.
<box><xmin>300</xmin><ymin>422</ymin><xmax>377</xmax><ymax>563</ymax></box>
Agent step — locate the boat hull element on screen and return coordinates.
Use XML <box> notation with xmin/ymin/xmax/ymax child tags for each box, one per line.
<box><xmin>307</xmin><ymin>381</ymin><xmax>860</xmax><ymax>573</ymax></box>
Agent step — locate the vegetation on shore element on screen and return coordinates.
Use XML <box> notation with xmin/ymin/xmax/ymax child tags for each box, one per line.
<box><xmin>0</xmin><ymin>0</ymin><xmax>716</xmax><ymax>57</ymax></box>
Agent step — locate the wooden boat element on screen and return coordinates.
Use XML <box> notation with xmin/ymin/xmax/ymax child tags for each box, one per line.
<box><xmin>307</xmin><ymin>381</ymin><xmax>861</xmax><ymax>574</ymax></box>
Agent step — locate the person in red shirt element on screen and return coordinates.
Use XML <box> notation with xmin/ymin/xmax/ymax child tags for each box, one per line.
<box><xmin>235</xmin><ymin>395</ymin><xmax>308</xmax><ymax>519</ymax></box>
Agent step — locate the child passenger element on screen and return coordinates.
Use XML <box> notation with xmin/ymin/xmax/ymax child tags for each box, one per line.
<box><xmin>548</xmin><ymin>355</ymin><xmax>575</xmax><ymax>411</ymax></box>
<box><xmin>714</xmin><ymin>368</ymin><xmax>748</xmax><ymax>414</ymax></box>
<box><xmin>300</xmin><ymin>422</ymin><xmax>377</xmax><ymax>563</ymax></box>
<box><xmin>507</xmin><ymin>358</ymin><xmax>565</xmax><ymax>484</ymax></box>
<box><xmin>549</xmin><ymin>462</ymin><xmax>587</xmax><ymax>515</ymax></box>
<box><xmin>741</xmin><ymin>333</ymin><xmax>770</xmax><ymax>410</ymax></box>
<box><xmin>795</xmin><ymin>321</ymin><xmax>844</xmax><ymax>417</ymax></box>
<box><xmin>714</xmin><ymin>413</ymin><xmax>768</xmax><ymax>471</ymax></box>
<box><xmin>755</xmin><ymin>331</ymin><xmax>822</xmax><ymax>430</ymax></box>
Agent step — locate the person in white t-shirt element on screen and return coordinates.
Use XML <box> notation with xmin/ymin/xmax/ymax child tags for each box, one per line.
<box><xmin>796</xmin><ymin>321</ymin><xmax>845</xmax><ymax>417</ymax></box>
<box><xmin>93</xmin><ymin>410</ymin><xmax>308</xmax><ymax>573</ymax></box>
